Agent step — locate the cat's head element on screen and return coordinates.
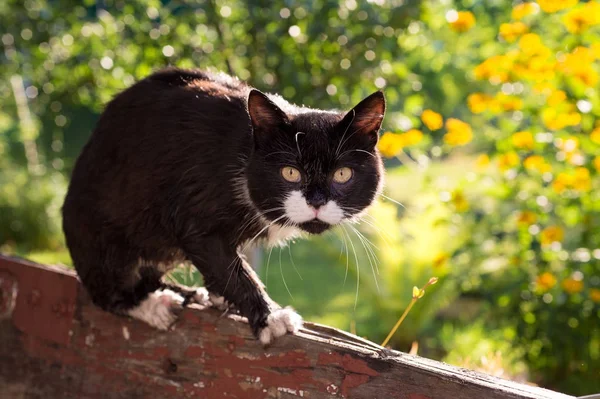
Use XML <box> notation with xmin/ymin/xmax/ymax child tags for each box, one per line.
<box><xmin>245</xmin><ymin>90</ymin><xmax>385</xmax><ymax>235</ymax></box>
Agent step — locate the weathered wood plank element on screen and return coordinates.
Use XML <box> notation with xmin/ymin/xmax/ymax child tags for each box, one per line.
<box><xmin>0</xmin><ymin>255</ymin><xmax>574</xmax><ymax>399</ymax></box>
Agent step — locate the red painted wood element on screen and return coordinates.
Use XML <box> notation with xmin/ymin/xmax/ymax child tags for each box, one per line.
<box><xmin>0</xmin><ymin>255</ymin><xmax>575</xmax><ymax>399</ymax></box>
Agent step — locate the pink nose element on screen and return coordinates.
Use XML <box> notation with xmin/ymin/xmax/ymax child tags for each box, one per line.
<box><xmin>311</xmin><ymin>207</ymin><xmax>320</xmax><ymax>217</ymax></box>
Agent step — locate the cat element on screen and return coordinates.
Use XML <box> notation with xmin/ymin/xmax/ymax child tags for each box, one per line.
<box><xmin>62</xmin><ymin>67</ymin><xmax>386</xmax><ymax>344</ymax></box>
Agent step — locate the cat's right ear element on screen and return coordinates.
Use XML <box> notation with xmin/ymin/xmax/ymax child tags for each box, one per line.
<box><xmin>247</xmin><ymin>90</ymin><xmax>289</xmax><ymax>137</ymax></box>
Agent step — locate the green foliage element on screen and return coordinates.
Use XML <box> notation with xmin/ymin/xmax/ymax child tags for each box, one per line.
<box><xmin>440</xmin><ymin>322</ymin><xmax>529</xmax><ymax>383</ymax></box>
<box><xmin>0</xmin><ymin>162</ymin><xmax>67</xmax><ymax>254</ymax></box>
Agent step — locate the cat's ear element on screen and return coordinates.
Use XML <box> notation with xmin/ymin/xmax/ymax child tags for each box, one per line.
<box><xmin>247</xmin><ymin>90</ymin><xmax>289</xmax><ymax>135</ymax></box>
<box><xmin>340</xmin><ymin>91</ymin><xmax>386</xmax><ymax>146</ymax></box>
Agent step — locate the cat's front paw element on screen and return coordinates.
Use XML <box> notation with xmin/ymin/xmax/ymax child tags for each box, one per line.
<box><xmin>190</xmin><ymin>287</ymin><xmax>211</xmax><ymax>307</ymax></box>
<box><xmin>208</xmin><ymin>292</ymin><xmax>231</xmax><ymax>311</ymax></box>
<box><xmin>127</xmin><ymin>289</ymin><xmax>184</xmax><ymax>330</ymax></box>
<box><xmin>258</xmin><ymin>307</ymin><xmax>303</xmax><ymax>345</ymax></box>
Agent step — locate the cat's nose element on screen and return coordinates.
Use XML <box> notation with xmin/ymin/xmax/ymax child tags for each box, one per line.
<box><xmin>306</xmin><ymin>192</ymin><xmax>327</xmax><ymax>209</ymax></box>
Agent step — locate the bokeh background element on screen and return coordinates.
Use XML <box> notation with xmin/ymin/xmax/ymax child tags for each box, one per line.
<box><xmin>1</xmin><ymin>0</ymin><xmax>599</xmax><ymax>394</ymax></box>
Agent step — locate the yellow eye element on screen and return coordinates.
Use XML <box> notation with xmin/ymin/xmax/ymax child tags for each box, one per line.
<box><xmin>281</xmin><ymin>166</ymin><xmax>301</xmax><ymax>183</ymax></box>
<box><xmin>333</xmin><ymin>167</ymin><xmax>353</xmax><ymax>184</ymax></box>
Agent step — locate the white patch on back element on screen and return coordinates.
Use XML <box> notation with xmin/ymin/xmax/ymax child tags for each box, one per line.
<box><xmin>127</xmin><ymin>289</ymin><xmax>184</xmax><ymax>330</ymax></box>
<box><xmin>317</xmin><ymin>201</ymin><xmax>344</xmax><ymax>225</ymax></box>
<box><xmin>284</xmin><ymin>190</ymin><xmax>316</xmax><ymax>223</ymax></box>
<box><xmin>258</xmin><ymin>307</ymin><xmax>303</xmax><ymax>345</ymax></box>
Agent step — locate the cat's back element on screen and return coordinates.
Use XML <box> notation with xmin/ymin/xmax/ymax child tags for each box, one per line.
<box><xmin>97</xmin><ymin>67</ymin><xmax>251</xmax><ymax>139</ymax></box>
<box><xmin>64</xmin><ymin>68</ymin><xmax>254</xmax><ymax>222</ymax></box>
<box><xmin>72</xmin><ymin>67</ymin><xmax>252</xmax><ymax>177</ymax></box>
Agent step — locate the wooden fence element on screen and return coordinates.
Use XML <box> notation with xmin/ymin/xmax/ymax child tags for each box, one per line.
<box><xmin>0</xmin><ymin>254</ymin><xmax>575</xmax><ymax>399</ymax></box>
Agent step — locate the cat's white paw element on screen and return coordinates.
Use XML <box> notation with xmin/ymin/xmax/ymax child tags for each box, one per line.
<box><xmin>127</xmin><ymin>289</ymin><xmax>184</xmax><ymax>330</ymax></box>
<box><xmin>191</xmin><ymin>287</ymin><xmax>211</xmax><ymax>307</ymax></box>
<box><xmin>209</xmin><ymin>292</ymin><xmax>230</xmax><ymax>311</ymax></box>
<box><xmin>259</xmin><ymin>308</ymin><xmax>303</xmax><ymax>345</ymax></box>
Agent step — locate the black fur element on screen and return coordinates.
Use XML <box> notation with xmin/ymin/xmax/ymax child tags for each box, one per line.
<box><xmin>62</xmin><ymin>67</ymin><xmax>385</xmax><ymax>339</ymax></box>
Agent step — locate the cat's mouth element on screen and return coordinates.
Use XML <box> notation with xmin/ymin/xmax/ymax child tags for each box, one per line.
<box><xmin>298</xmin><ymin>220</ymin><xmax>331</xmax><ymax>234</ymax></box>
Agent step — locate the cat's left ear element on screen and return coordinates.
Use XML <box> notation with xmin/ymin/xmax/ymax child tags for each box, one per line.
<box><xmin>247</xmin><ymin>89</ymin><xmax>289</xmax><ymax>135</ymax></box>
<box><xmin>340</xmin><ymin>91</ymin><xmax>386</xmax><ymax>146</ymax></box>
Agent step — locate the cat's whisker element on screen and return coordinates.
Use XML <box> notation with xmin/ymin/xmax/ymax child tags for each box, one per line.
<box><xmin>356</xmin><ymin>217</ymin><xmax>393</xmax><ymax>250</ymax></box>
<box><xmin>379</xmin><ymin>193</ymin><xmax>408</xmax><ymax>210</ymax></box>
<box><xmin>347</xmin><ymin>224</ymin><xmax>380</xmax><ymax>293</ymax></box>
<box><xmin>342</xmin><ymin>207</ymin><xmax>394</xmax><ymax>247</ymax></box>
<box><xmin>337</xmin><ymin>149</ymin><xmax>376</xmax><ymax>159</ymax></box>
<box><xmin>281</xmin><ymin>220</ymin><xmax>303</xmax><ymax>281</ymax></box>
<box><xmin>223</xmin><ymin>254</ymin><xmax>243</xmax><ymax>297</ymax></box>
<box><xmin>333</xmin><ymin>226</ymin><xmax>350</xmax><ymax>287</ymax></box>
<box><xmin>278</xmin><ymin>247</ymin><xmax>294</xmax><ymax>300</ymax></box>
<box><xmin>340</xmin><ymin>224</ymin><xmax>360</xmax><ymax>310</ymax></box>
<box><xmin>295</xmin><ymin>132</ymin><xmax>305</xmax><ymax>158</ymax></box>
<box><xmin>336</xmin><ymin>122</ymin><xmax>375</xmax><ymax>158</ymax></box>
<box><xmin>265</xmin><ymin>245</ymin><xmax>275</xmax><ymax>289</ymax></box>
<box><xmin>349</xmin><ymin>223</ymin><xmax>380</xmax><ymax>252</ymax></box>
<box><xmin>355</xmin><ymin>226</ymin><xmax>381</xmax><ymax>275</ymax></box>
<box><xmin>335</xmin><ymin>109</ymin><xmax>355</xmax><ymax>157</ymax></box>
<box><xmin>237</xmin><ymin>209</ymin><xmax>287</xmax><ymax>247</ymax></box>
<box><xmin>288</xmin><ymin>244</ymin><xmax>303</xmax><ymax>281</ymax></box>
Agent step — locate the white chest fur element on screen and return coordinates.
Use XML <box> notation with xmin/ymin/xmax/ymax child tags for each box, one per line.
<box><xmin>266</xmin><ymin>224</ymin><xmax>302</xmax><ymax>247</ymax></box>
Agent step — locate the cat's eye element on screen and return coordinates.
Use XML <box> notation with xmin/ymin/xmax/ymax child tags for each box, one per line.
<box><xmin>333</xmin><ymin>167</ymin><xmax>353</xmax><ymax>184</ymax></box>
<box><xmin>281</xmin><ymin>166</ymin><xmax>301</xmax><ymax>183</ymax></box>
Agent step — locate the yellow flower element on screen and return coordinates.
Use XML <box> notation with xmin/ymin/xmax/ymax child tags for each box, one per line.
<box><xmin>518</xmin><ymin>33</ymin><xmax>545</xmax><ymax>55</ymax></box>
<box><xmin>541</xmin><ymin>225</ymin><xmax>564</xmax><ymax>245</ymax></box>
<box><xmin>592</xmin><ymin>42</ymin><xmax>600</xmax><ymax>59</ymax></box>
<box><xmin>421</xmin><ymin>109</ymin><xmax>443</xmax><ymax>130</ymax></box>
<box><xmin>495</xmin><ymin>93</ymin><xmax>524</xmax><ymax>111</ymax></box>
<box><xmin>557</xmin><ymin>47</ymin><xmax>599</xmax><ymax>87</ymax></box>
<box><xmin>467</xmin><ymin>93</ymin><xmax>494</xmax><ymax>114</ymax></box>
<box><xmin>500</xmin><ymin>22</ymin><xmax>529</xmax><ymax>42</ymax></box>
<box><xmin>541</xmin><ymin>107</ymin><xmax>581</xmax><ymax>130</ymax></box>
<box><xmin>524</xmin><ymin>155</ymin><xmax>552</xmax><ymax>173</ymax></box>
<box><xmin>377</xmin><ymin>130</ymin><xmax>424</xmax><ymax>157</ymax></box>
<box><xmin>572</xmin><ymin>167</ymin><xmax>591</xmax><ymax>191</ymax></box>
<box><xmin>517</xmin><ymin>210</ymin><xmax>537</xmax><ymax>225</ymax></box>
<box><xmin>451</xmin><ymin>190</ymin><xmax>469</xmax><ymax>212</ymax></box>
<box><xmin>497</xmin><ymin>152</ymin><xmax>520</xmax><ymax>171</ymax></box>
<box><xmin>474</xmin><ymin>54</ymin><xmax>516</xmax><ymax>83</ymax></box>
<box><xmin>552</xmin><ymin>172</ymin><xmax>573</xmax><ymax>193</ymax></box>
<box><xmin>448</xmin><ymin>11</ymin><xmax>476</xmax><ymax>32</ymax></box>
<box><xmin>512</xmin><ymin>131</ymin><xmax>535</xmax><ymax>149</ymax></box>
<box><xmin>593</xmin><ymin>156</ymin><xmax>600</xmax><ymax>173</ymax></box>
<box><xmin>444</xmin><ymin>118</ymin><xmax>473</xmax><ymax>146</ymax></box>
<box><xmin>402</xmin><ymin>129</ymin><xmax>424</xmax><ymax>146</ymax></box>
<box><xmin>378</xmin><ymin>132</ymin><xmax>405</xmax><ymax>157</ymax></box>
<box><xmin>515</xmin><ymin>55</ymin><xmax>555</xmax><ymax>83</ymax></box>
<box><xmin>590</xmin><ymin>288</ymin><xmax>600</xmax><ymax>303</ymax></box>
<box><xmin>591</xmin><ymin>127</ymin><xmax>600</xmax><ymax>144</ymax></box>
<box><xmin>536</xmin><ymin>272</ymin><xmax>557</xmax><ymax>290</ymax></box>
<box><xmin>563</xmin><ymin>9</ymin><xmax>593</xmax><ymax>33</ymax></box>
<box><xmin>537</xmin><ymin>0</ymin><xmax>578</xmax><ymax>13</ymax></box>
<box><xmin>562</xmin><ymin>277</ymin><xmax>584</xmax><ymax>294</ymax></box>
<box><xmin>547</xmin><ymin>90</ymin><xmax>567</xmax><ymax>106</ymax></box>
<box><xmin>476</xmin><ymin>154</ymin><xmax>490</xmax><ymax>169</ymax></box>
<box><xmin>563</xmin><ymin>2</ymin><xmax>600</xmax><ymax>33</ymax></box>
<box><xmin>512</xmin><ymin>3</ymin><xmax>538</xmax><ymax>20</ymax></box>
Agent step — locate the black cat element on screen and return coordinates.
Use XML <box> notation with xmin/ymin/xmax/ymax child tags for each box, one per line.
<box><xmin>62</xmin><ymin>67</ymin><xmax>385</xmax><ymax>344</ymax></box>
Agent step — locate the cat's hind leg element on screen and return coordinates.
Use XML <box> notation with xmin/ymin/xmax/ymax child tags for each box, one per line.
<box><xmin>160</xmin><ymin>281</ymin><xmax>213</xmax><ymax>308</ymax></box>
<box><xmin>73</xmin><ymin>250</ymin><xmax>184</xmax><ymax>330</ymax></box>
